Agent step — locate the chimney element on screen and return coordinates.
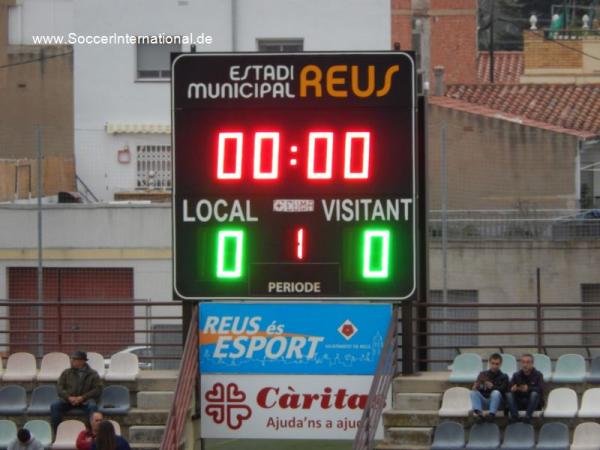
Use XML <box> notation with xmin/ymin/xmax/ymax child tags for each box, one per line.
<box><xmin>433</xmin><ymin>65</ymin><xmax>445</xmax><ymax>96</ymax></box>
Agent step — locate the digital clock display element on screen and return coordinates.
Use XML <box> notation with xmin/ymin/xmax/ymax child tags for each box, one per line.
<box><xmin>172</xmin><ymin>52</ymin><xmax>418</xmax><ymax>300</ymax></box>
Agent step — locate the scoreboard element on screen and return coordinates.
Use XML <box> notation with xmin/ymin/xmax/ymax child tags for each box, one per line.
<box><xmin>172</xmin><ymin>52</ymin><xmax>417</xmax><ymax>300</ymax></box>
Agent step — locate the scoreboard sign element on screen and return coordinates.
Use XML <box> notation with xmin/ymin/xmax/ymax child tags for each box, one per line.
<box><xmin>172</xmin><ymin>52</ymin><xmax>417</xmax><ymax>300</ymax></box>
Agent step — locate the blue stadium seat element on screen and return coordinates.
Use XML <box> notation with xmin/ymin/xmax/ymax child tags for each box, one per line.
<box><xmin>27</xmin><ymin>385</ymin><xmax>59</xmax><ymax>415</ymax></box>
<box><xmin>500</xmin><ymin>422</ymin><xmax>534</xmax><ymax>450</ymax></box>
<box><xmin>586</xmin><ymin>356</ymin><xmax>600</xmax><ymax>383</ymax></box>
<box><xmin>24</xmin><ymin>419</ymin><xmax>52</xmax><ymax>448</ymax></box>
<box><xmin>449</xmin><ymin>354</ymin><xmax>483</xmax><ymax>383</ymax></box>
<box><xmin>466</xmin><ymin>422</ymin><xmax>500</xmax><ymax>450</ymax></box>
<box><xmin>0</xmin><ymin>385</ymin><xmax>27</xmax><ymax>415</ymax></box>
<box><xmin>535</xmin><ymin>422</ymin><xmax>569</xmax><ymax>450</ymax></box>
<box><xmin>431</xmin><ymin>421</ymin><xmax>465</xmax><ymax>450</ymax></box>
<box><xmin>500</xmin><ymin>354</ymin><xmax>517</xmax><ymax>377</ymax></box>
<box><xmin>552</xmin><ymin>354</ymin><xmax>586</xmax><ymax>383</ymax></box>
<box><xmin>0</xmin><ymin>420</ymin><xmax>17</xmax><ymax>450</ymax></box>
<box><xmin>98</xmin><ymin>385</ymin><xmax>130</xmax><ymax>415</ymax></box>
<box><xmin>533</xmin><ymin>353</ymin><xmax>552</xmax><ymax>380</ymax></box>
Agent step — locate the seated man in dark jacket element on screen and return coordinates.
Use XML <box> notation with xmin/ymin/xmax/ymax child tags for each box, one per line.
<box><xmin>506</xmin><ymin>353</ymin><xmax>544</xmax><ymax>423</ymax></box>
<box><xmin>51</xmin><ymin>351</ymin><xmax>103</xmax><ymax>433</ymax></box>
<box><xmin>470</xmin><ymin>353</ymin><xmax>509</xmax><ymax>422</ymax></box>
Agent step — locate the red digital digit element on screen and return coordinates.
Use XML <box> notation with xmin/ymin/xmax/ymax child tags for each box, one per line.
<box><xmin>344</xmin><ymin>131</ymin><xmax>371</xmax><ymax>179</ymax></box>
<box><xmin>253</xmin><ymin>132</ymin><xmax>280</xmax><ymax>179</ymax></box>
<box><xmin>307</xmin><ymin>132</ymin><xmax>334</xmax><ymax>179</ymax></box>
<box><xmin>217</xmin><ymin>132</ymin><xmax>243</xmax><ymax>179</ymax></box>
<box><xmin>296</xmin><ymin>227</ymin><xmax>304</xmax><ymax>260</ymax></box>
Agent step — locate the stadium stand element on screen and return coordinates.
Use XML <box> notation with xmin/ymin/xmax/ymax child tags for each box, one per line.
<box><xmin>465</xmin><ymin>422</ymin><xmax>500</xmax><ymax>450</ymax></box>
<box><xmin>87</xmin><ymin>352</ymin><xmax>106</xmax><ymax>379</ymax></box>
<box><xmin>105</xmin><ymin>353</ymin><xmax>139</xmax><ymax>381</ymax></box>
<box><xmin>448</xmin><ymin>354</ymin><xmax>483</xmax><ymax>383</ymax></box>
<box><xmin>586</xmin><ymin>356</ymin><xmax>600</xmax><ymax>384</ymax></box>
<box><xmin>51</xmin><ymin>420</ymin><xmax>85</xmax><ymax>450</ymax></box>
<box><xmin>536</xmin><ymin>422</ymin><xmax>570</xmax><ymax>450</ymax></box>
<box><xmin>37</xmin><ymin>353</ymin><xmax>70</xmax><ymax>382</ymax></box>
<box><xmin>2</xmin><ymin>353</ymin><xmax>37</xmax><ymax>382</ymax></box>
<box><xmin>533</xmin><ymin>353</ymin><xmax>553</xmax><ymax>381</ymax></box>
<box><xmin>27</xmin><ymin>385</ymin><xmax>59</xmax><ymax>416</ymax></box>
<box><xmin>571</xmin><ymin>422</ymin><xmax>600</xmax><ymax>450</ymax></box>
<box><xmin>543</xmin><ymin>388</ymin><xmax>578</xmax><ymax>418</ymax></box>
<box><xmin>0</xmin><ymin>385</ymin><xmax>27</xmax><ymax>415</ymax></box>
<box><xmin>439</xmin><ymin>387</ymin><xmax>471</xmax><ymax>418</ymax></box>
<box><xmin>499</xmin><ymin>354</ymin><xmax>517</xmax><ymax>377</ymax></box>
<box><xmin>0</xmin><ymin>420</ymin><xmax>17</xmax><ymax>450</ymax></box>
<box><xmin>98</xmin><ymin>385</ymin><xmax>131</xmax><ymax>415</ymax></box>
<box><xmin>431</xmin><ymin>421</ymin><xmax>465</xmax><ymax>450</ymax></box>
<box><xmin>552</xmin><ymin>354</ymin><xmax>586</xmax><ymax>383</ymax></box>
<box><xmin>24</xmin><ymin>419</ymin><xmax>53</xmax><ymax>448</ymax></box>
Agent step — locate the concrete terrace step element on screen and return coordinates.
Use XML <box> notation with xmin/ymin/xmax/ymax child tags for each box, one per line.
<box><xmin>376</xmin><ymin>444</ymin><xmax>429</xmax><ymax>450</ymax></box>
<box><xmin>129</xmin><ymin>425</ymin><xmax>165</xmax><ymax>444</ymax></box>
<box><xmin>384</xmin><ymin>426</ymin><xmax>432</xmax><ymax>447</ymax></box>
<box><xmin>5</xmin><ymin>408</ymin><xmax>169</xmax><ymax>428</ymax></box>
<box><xmin>137</xmin><ymin>391</ymin><xmax>174</xmax><ymax>410</ymax></box>
<box><xmin>395</xmin><ymin>393</ymin><xmax>441</xmax><ymax>411</ymax></box>
<box><xmin>130</xmin><ymin>444</ymin><xmax>161</xmax><ymax>450</ymax></box>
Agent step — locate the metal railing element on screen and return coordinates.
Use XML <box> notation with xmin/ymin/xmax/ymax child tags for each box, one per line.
<box><xmin>429</xmin><ymin>209</ymin><xmax>600</xmax><ymax>240</ymax></box>
<box><xmin>403</xmin><ymin>301</ymin><xmax>600</xmax><ymax>371</ymax></box>
<box><xmin>0</xmin><ymin>299</ymin><xmax>182</xmax><ymax>365</ymax></box>
<box><xmin>353</xmin><ymin>305</ymin><xmax>400</xmax><ymax>450</ymax></box>
<box><xmin>160</xmin><ymin>304</ymin><xmax>198</xmax><ymax>450</ymax></box>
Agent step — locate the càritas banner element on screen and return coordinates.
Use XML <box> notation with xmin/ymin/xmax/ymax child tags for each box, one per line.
<box><xmin>200</xmin><ymin>374</ymin><xmax>388</xmax><ymax>439</ymax></box>
<box><xmin>198</xmin><ymin>303</ymin><xmax>391</xmax><ymax>375</ymax></box>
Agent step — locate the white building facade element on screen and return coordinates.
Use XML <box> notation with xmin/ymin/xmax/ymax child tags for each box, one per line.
<box><xmin>9</xmin><ymin>0</ymin><xmax>392</xmax><ymax>201</ymax></box>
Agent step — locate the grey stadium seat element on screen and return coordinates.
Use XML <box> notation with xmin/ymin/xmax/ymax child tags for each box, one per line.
<box><xmin>500</xmin><ymin>422</ymin><xmax>534</xmax><ymax>450</ymax></box>
<box><xmin>0</xmin><ymin>385</ymin><xmax>27</xmax><ymax>415</ymax></box>
<box><xmin>535</xmin><ymin>422</ymin><xmax>569</xmax><ymax>450</ymax></box>
<box><xmin>98</xmin><ymin>385</ymin><xmax>130</xmax><ymax>415</ymax></box>
<box><xmin>431</xmin><ymin>421</ymin><xmax>465</xmax><ymax>450</ymax></box>
<box><xmin>27</xmin><ymin>385</ymin><xmax>59</xmax><ymax>415</ymax></box>
<box><xmin>586</xmin><ymin>356</ymin><xmax>600</xmax><ymax>383</ymax></box>
<box><xmin>0</xmin><ymin>420</ymin><xmax>17</xmax><ymax>450</ymax></box>
<box><xmin>466</xmin><ymin>422</ymin><xmax>501</xmax><ymax>450</ymax></box>
<box><xmin>24</xmin><ymin>419</ymin><xmax>52</xmax><ymax>448</ymax></box>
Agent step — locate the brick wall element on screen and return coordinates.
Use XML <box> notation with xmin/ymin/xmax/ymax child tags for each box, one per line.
<box><xmin>524</xmin><ymin>31</ymin><xmax>583</xmax><ymax>69</ymax></box>
<box><xmin>391</xmin><ymin>0</ymin><xmax>412</xmax><ymax>50</ymax></box>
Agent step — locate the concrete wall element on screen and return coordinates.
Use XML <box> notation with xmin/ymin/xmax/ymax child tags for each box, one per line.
<box><xmin>427</xmin><ymin>104</ymin><xmax>579</xmax><ymax>210</ymax></box>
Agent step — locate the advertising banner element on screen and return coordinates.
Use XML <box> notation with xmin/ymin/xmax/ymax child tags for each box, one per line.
<box><xmin>199</xmin><ymin>303</ymin><xmax>392</xmax><ymax>375</ymax></box>
<box><xmin>200</xmin><ymin>374</ymin><xmax>388</xmax><ymax>439</ymax></box>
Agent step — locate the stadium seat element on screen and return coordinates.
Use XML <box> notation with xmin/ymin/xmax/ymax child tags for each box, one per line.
<box><xmin>105</xmin><ymin>352</ymin><xmax>139</xmax><ymax>381</ymax></box>
<box><xmin>37</xmin><ymin>352</ymin><xmax>70</xmax><ymax>382</ymax></box>
<box><xmin>500</xmin><ymin>354</ymin><xmax>517</xmax><ymax>377</ymax></box>
<box><xmin>500</xmin><ymin>422</ymin><xmax>534</xmax><ymax>450</ymax></box>
<box><xmin>87</xmin><ymin>352</ymin><xmax>106</xmax><ymax>378</ymax></box>
<box><xmin>431</xmin><ymin>421</ymin><xmax>465</xmax><ymax>450</ymax></box>
<box><xmin>465</xmin><ymin>422</ymin><xmax>500</xmax><ymax>450</ymax></box>
<box><xmin>99</xmin><ymin>385</ymin><xmax>130</xmax><ymax>415</ymax></box>
<box><xmin>51</xmin><ymin>420</ymin><xmax>85</xmax><ymax>450</ymax></box>
<box><xmin>535</xmin><ymin>422</ymin><xmax>569</xmax><ymax>450</ymax></box>
<box><xmin>439</xmin><ymin>387</ymin><xmax>471</xmax><ymax>417</ymax></box>
<box><xmin>533</xmin><ymin>353</ymin><xmax>552</xmax><ymax>380</ymax></box>
<box><xmin>109</xmin><ymin>420</ymin><xmax>121</xmax><ymax>436</ymax></box>
<box><xmin>571</xmin><ymin>422</ymin><xmax>600</xmax><ymax>450</ymax></box>
<box><xmin>27</xmin><ymin>385</ymin><xmax>59</xmax><ymax>415</ymax></box>
<box><xmin>24</xmin><ymin>419</ymin><xmax>52</xmax><ymax>448</ymax></box>
<box><xmin>449</xmin><ymin>354</ymin><xmax>482</xmax><ymax>383</ymax></box>
<box><xmin>0</xmin><ymin>385</ymin><xmax>27</xmax><ymax>415</ymax></box>
<box><xmin>586</xmin><ymin>356</ymin><xmax>600</xmax><ymax>383</ymax></box>
<box><xmin>1</xmin><ymin>352</ymin><xmax>37</xmax><ymax>381</ymax></box>
<box><xmin>578</xmin><ymin>388</ymin><xmax>600</xmax><ymax>418</ymax></box>
<box><xmin>0</xmin><ymin>420</ymin><xmax>17</xmax><ymax>450</ymax></box>
<box><xmin>544</xmin><ymin>387</ymin><xmax>578</xmax><ymax>418</ymax></box>
<box><xmin>552</xmin><ymin>354</ymin><xmax>586</xmax><ymax>383</ymax></box>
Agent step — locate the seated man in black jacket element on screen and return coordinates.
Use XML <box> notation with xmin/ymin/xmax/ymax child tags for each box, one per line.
<box><xmin>470</xmin><ymin>353</ymin><xmax>509</xmax><ymax>423</ymax></box>
<box><xmin>506</xmin><ymin>353</ymin><xmax>544</xmax><ymax>423</ymax></box>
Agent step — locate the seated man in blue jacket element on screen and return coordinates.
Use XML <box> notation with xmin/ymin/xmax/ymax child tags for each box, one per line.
<box><xmin>506</xmin><ymin>353</ymin><xmax>544</xmax><ymax>423</ymax></box>
<box><xmin>470</xmin><ymin>353</ymin><xmax>509</xmax><ymax>423</ymax></box>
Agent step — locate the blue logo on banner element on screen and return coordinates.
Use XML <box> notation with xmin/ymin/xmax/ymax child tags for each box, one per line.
<box><xmin>199</xmin><ymin>303</ymin><xmax>391</xmax><ymax>375</ymax></box>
